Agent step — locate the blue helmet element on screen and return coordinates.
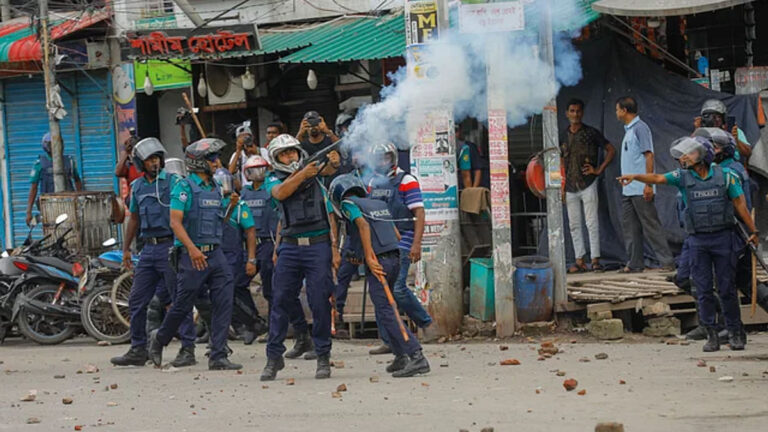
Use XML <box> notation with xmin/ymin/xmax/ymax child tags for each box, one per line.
<box><xmin>693</xmin><ymin>127</ymin><xmax>736</xmax><ymax>162</ymax></box>
<box><xmin>670</xmin><ymin>136</ymin><xmax>714</xmax><ymax>167</ymax></box>
<box><xmin>42</xmin><ymin>133</ymin><xmax>52</xmax><ymax>153</ymax></box>
<box><xmin>328</xmin><ymin>173</ymin><xmax>366</xmax><ymax>209</ymax></box>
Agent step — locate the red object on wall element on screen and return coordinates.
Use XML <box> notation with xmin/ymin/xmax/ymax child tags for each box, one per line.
<box><xmin>525</xmin><ymin>153</ymin><xmax>565</xmax><ymax>199</ymax></box>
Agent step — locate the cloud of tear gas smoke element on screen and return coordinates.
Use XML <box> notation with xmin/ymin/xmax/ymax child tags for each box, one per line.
<box><xmin>341</xmin><ymin>0</ymin><xmax>584</xmax><ymax>160</ymax></box>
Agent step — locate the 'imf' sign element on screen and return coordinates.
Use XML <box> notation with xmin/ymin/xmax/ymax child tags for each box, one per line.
<box><xmin>692</xmin><ymin>189</ymin><xmax>720</xmax><ymax>199</ymax></box>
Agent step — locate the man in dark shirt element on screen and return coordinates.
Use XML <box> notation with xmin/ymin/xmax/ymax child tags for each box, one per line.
<box><xmin>560</xmin><ymin>98</ymin><xmax>615</xmax><ymax>272</ymax></box>
<box><xmin>296</xmin><ymin>111</ymin><xmax>341</xmax><ymax>178</ymax></box>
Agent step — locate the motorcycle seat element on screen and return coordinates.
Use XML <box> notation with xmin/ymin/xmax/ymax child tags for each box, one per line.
<box><xmin>26</xmin><ymin>256</ymin><xmax>73</xmax><ymax>274</ymax></box>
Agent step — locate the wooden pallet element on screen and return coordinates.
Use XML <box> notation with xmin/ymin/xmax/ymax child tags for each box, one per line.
<box><xmin>567</xmin><ymin>271</ymin><xmax>681</xmax><ymax>304</ymax></box>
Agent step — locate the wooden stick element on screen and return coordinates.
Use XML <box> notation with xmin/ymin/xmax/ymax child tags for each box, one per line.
<box><xmin>182</xmin><ymin>92</ymin><xmax>206</xmax><ymax>138</ymax></box>
<box><xmin>376</xmin><ymin>274</ymin><xmax>409</xmax><ymax>342</ymax></box>
<box><xmin>751</xmin><ymin>209</ymin><xmax>758</xmax><ymax>318</ymax></box>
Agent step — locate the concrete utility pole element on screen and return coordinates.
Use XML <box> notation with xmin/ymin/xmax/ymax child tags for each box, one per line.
<box><xmin>405</xmin><ymin>0</ymin><xmax>464</xmax><ymax>337</ymax></box>
<box><xmin>38</xmin><ymin>0</ymin><xmax>66</xmax><ymax>192</ymax></box>
<box><xmin>1</xmin><ymin>0</ymin><xmax>11</xmax><ymax>22</ymax></box>
<box><xmin>172</xmin><ymin>0</ymin><xmax>206</xmax><ymax>27</ymax></box>
<box><xmin>486</xmin><ymin>33</ymin><xmax>516</xmax><ymax>336</ymax></box>
<box><xmin>539</xmin><ymin>1</ymin><xmax>567</xmax><ymax>310</ymax></box>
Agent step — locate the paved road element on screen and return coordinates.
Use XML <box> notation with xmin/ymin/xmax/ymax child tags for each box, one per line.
<box><xmin>1</xmin><ymin>334</ymin><xmax>767</xmax><ymax>431</ymax></box>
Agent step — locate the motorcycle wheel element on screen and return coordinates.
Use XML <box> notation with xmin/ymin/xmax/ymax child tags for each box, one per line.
<box><xmin>82</xmin><ymin>285</ymin><xmax>130</xmax><ymax>344</ymax></box>
<box><xmin>17</xmin><ymin>284</ymin><xmax>78</xmax><ymax>345</ymax></box>
<box><xmin>111</xmin><ymin>271</ymin><xmax>133</xmax><ymax>328</ymax></box>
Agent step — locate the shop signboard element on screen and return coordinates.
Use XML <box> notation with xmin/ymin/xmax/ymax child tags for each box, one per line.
<box><xmin>123</xmin><ymin>24</ymin><xmax>260</xmax><ymax>59</ymax></box>
<box><xmin>134</xmin><ymin>59</ymin><xmax>192</xmax><ymax>92</ymax></box>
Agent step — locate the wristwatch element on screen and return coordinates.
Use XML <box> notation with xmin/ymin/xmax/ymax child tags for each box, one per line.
<box><xmin>248</xmin><ymin>258</ymin><xmax>258</xmax><ymax>265</ymax></box>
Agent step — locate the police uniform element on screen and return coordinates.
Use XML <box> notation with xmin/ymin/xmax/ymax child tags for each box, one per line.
<box><xmin>240</xmin><ymin>182</ymin><xmax>306</xmax><ymax>328</ymax></box>
<box><xmin>665</xmin><ymin>165</ymin><xmax>745</xmax><ymax>339</ymax></box>
<box><xmin>31</xmin><ymin>152</ymin><xmax>79</xmax><ymax>194</ymax></box>
<box><xmin>367</xmin><ymin>171</ymin><xmax>432</xmax><ymax>344</ymax></box>
<box><xmin>127</xmin><ymin>171</ymin><xmax>197</xmax><ymax>352</ymax></box>
<box><xmin>155</xmin><ymin>173</ymin><xmax>234</xmax><ymax>361</ymax></box>
<box><xmin>220</xmin><ymin>195</ymin><xmax>264</xmax><ymax>334</ymax></box>
<box><xmin>264</xmin><ymin>172</ymin><xmax>334</xmax><ymax>360</ymax></box>
<box><xmin>340</xmin><ymin>196</ymin><xmax>422</xmax><ymax>357</ymax></box>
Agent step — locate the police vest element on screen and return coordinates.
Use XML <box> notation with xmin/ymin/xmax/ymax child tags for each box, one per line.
<box><xmin>274</xmin><ymin>171</ymin><xmax>329</xmax><ymax>237</ymax></box>
<box><xmin>39</xmin><ymin>153</ymin><xmax>75</xmax><ymax>194</ymax></box>
<box><xmin>681</xmin><ymin>165</ymin><xmax>734</xmax><ymax>235</ymax></box>
<box><xmin>131</xmin><ymin>173</ymin><xmax>173</xmax><ymax>239</ymax></box>
<box><xmin>183</xmin><ymin>178</ymin><xmax>224</xmax><ymax>245</ymax></box>
<box><xmin>344</xmin><ymin>196</ymin><xmax>400</xmax><ymax>257</ymax></box>
<box><xmin>222</xmin><ymin>202</ymin><xmax>246</xmax><ymax>253</ymax></box>
<box><xmin>721</xmin><ymin>158</ymin><xmax>751</xmax><ymax>210</ymax></box>
<box><xmin>241</xmin><ymin>186</ymin><xmax>278</xmax><ymax>239</ymax></box>
<box><xmin>368</xmin><ymin>171</ymin><xmax>414</xmax><ymax>232</ymax></box>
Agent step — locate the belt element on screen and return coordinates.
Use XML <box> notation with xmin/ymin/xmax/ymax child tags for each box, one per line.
<box><xmin>281</xmin><ymin>233</ymin><xmax>330</xmax><ymax>246</ymax></box>
<box><xmin>144</xmin><ymin>235</ymin><xmax>174</xmax><ymax>245</ymax></box>
<box><xmin>377</xmin><ymin>250</ymin><xmax>399</xmax><ymax>259</ymax></box>
<box><xmin>182</xmin><ymin>244</ymin><xmax>219</xmax><ymax>254</ymax></box>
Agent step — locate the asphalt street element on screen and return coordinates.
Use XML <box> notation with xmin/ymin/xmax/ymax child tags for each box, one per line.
<box><xmin>1</xmin><ymin>334</ymin><xmax>767</xmax><ymax>431</ymax></box>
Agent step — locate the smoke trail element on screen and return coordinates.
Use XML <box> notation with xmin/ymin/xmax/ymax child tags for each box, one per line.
<box><xmin>342</xmin><ymin>0</ymin><xmax>586</xmax><ymax>158</ymax></box>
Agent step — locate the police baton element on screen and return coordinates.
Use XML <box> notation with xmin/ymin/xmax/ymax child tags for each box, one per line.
<box><xmin>735</xmin><ymin>218</ymin><xmax>767</xmax><ymax>317</ymax></box>
<box><xmin>375</xmin><ymin>274</ymin><xmax>410</xmax><ymax>342</ymax></box>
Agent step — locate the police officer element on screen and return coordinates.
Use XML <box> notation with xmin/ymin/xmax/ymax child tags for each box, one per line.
<box><xmin>212</xmin><ymin>168</ymin><xmax>266</xmax><ymax>345</ymax></box>
<box><xmin>241</xmin><ymin>155</ymin><xmax>308</xmax><ymax>345</ymax></box>
<box><xmin>148</xmin><ymin>138</ymin><xmax>241</xmax><ymax>370</ymax></box>
<box><xmin>366</xmin><ymin>142</ymin><xmax>432</xmax><ymax>355</ymax></box>
<box><xmin>25</xmin><ymin>133</ymin><xmax>82</xmax><ymax>225</ymax></box>
<box><xmin>260</xmin><ymin>134</ymin><xmax>340</xmax><ymax>381</ymax></box>
<box><xmin>618</xmin><ymin>136</ymin><xmax>759</xmax><ymax>352</ymax></box>
<box><xmin>111</xmin><ymin>138</ymin><xmax>197</xmax><ymax>367</ymax></box>
<box><xmin>330</xmin><ymin>173</ymin><xmax>430</xmax><ymax>377</ymax></box>
<box><xmin>694</xmin><ymin>99</ymin><xmax>752</xmax><ymax>161</ymax></box>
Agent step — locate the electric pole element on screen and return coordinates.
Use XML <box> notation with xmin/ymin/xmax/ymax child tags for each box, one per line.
<box><xmin>38</xmin><ymin>0</ymin><xmax>65</xmax><ymax>192</ymax></box>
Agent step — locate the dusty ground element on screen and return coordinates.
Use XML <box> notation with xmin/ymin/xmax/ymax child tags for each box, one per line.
<box><xmin>1</xmin><ymin>333</ymin><xmax>767</xmax><ymax>432</ymax></box>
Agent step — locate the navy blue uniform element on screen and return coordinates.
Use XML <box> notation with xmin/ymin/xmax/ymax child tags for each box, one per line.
<box><xmin>157</xmin><ymin>173</ymin><xmax>234</xmax><ymax>361</ymax></box>
<box><xmin>264</xmin><ymin>173</ymin><xmax>334</xmax><ymax>359</ymax></box>
<box><xmin>665</xmin><ymin>165</ymin><xmax>745</xmax><ymax>333</ymax></box>
<box><xmin>128</xmin><ymin>170</ymin><xmax>195</xmax><ymax>349</ymax></box>
<box><xmin>341</xmin><ymin>196</ymin><xmax>421</xmax><ymax>356</ymax></box>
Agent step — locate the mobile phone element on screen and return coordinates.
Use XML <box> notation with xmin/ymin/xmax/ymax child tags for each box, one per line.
<box><xmin>727</xmin><ymin>116</ymin><xmax>736</xmax><ymax>131</ymax></box>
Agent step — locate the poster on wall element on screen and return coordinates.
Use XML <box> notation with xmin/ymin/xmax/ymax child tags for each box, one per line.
<box><xmin>112</xmin><ymin>63</ymin><xmax>137</xmax><ymax>200</ymax></box>
<box><xmin>409</xmin><ymin>107</ymin><xmax>459</xmax><ymax>223</ymax></box>
<box><xmin>487</xmin><ymin>109</ymin><xmax>510</xmax><ymax>226</ymax></box>
<box><xmin>405</xmin><ymin>0</ymin><xmax>439</xmax><ymax>46</ymax></box>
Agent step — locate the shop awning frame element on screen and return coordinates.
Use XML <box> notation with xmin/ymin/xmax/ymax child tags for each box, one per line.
<box><xmin>0</xmin><ymin>9</ymin><xmax>109</xmax><ymax>63</ymax></box>
<box><xmin>591</xmin><ymin>0</ymin><xmax>753</xmax><ymax>17</ymax></box>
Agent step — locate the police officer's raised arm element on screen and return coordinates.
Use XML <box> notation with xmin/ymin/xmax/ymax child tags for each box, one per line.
<box><xmin>271</xmin><ymin>161</ymin><xmax>320</xmax><ymax>200</ymax></box>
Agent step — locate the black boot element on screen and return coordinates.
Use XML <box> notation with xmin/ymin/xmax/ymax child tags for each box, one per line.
<box><xmin>208</xmin><ymin>357</ymin><xmax>243</xmax><ymax>370</ymax></box>
<box><xmin>717</xmin><ymin>329</ymin><xmax>729</xmax><ymax>344</ymax></box>
<box><xmin>392</xmin><ymin>350</ymin><xmax>430</xmax><ymax>378</ymax></box>
<box><xmin>110</xmin><ymin>346</ymin><xmax>148</xmax><ymax>366</ymax></box>
<box><xmin>703</xmin><ymin>327</ymin><xmax>720</xmax><ymax>352</ymax></box>
<box><xmin>171</xmin><ymin>345</ymin><xmax>197</xmax><ymax>367</ymax></box>
<box><xmin>728</xmin><ymin>328</ymin><xmax>745</xmax><ymax>351</ymax></box>
<box><xmin>304</xmin><ymin>351</ymin><xmax>318</xmax><ymax>360</ymax></box>
<box><xmin>238</xmin><ymin>325</ymin><xmax>257</xmax><ymax>345</ymax></box>
<box><xmin>315</xmin><ymin>354</ymin><xmax>331</xmax><ymax>379</ymax></box>
<box><xmin>385</xmin><ymin>355</ymin><xmax>408</xmax><ymax>373</ymax></box>
<box><xmin>685</xmin><ymin>325</ymin><xmax>707</xmax><ymax>341</ymax></box>
<box><xmin>260</xmin><ymin>356</ymin><xmax>285</xmax><ymax>381</ymax></box>
<box><xmin>147</xmin><ymin>330</ymin><xmax>164</xmax><ymax>366</ymax></box>
<box><xmin>284</xmin><ymin>331</ymin><xmax>313</xmax><ymax>359</ymax></box>
<box><xmin>369</xmin><ymin>344</ymin><xmax>392</xmax><ymax>355</ymax></box>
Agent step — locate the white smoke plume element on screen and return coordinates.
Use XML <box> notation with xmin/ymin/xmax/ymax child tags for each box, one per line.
<box><xmin>342</xmin><ymin>0</ymin><xmax>586</xmax><ymax>156</ymax></box>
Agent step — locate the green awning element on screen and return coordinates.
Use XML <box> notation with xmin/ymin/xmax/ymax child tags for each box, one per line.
<box><xmin>278</xmin><ymin>12</ymin><xmax>405</xmax><ymax>64</ymax></box>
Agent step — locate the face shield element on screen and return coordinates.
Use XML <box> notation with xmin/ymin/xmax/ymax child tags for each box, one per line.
<box><xmin>213</xmin><ymin>168</ymin><xmax>234</xmax><ymax>196</ymax></box>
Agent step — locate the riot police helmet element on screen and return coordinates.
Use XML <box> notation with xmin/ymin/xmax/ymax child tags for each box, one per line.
<box><xmin>329</xmin><ymin>173</ymin><xmax>366</xmax><ymax>209</ymax></box>
<box><xmin>185</xmin><ymin>138</ymin><xmax>227</xmax><ymax>175</ymax></box>
<box><xmin>670</xmin><ymin>136</ymin><xmax>714</xmax><ymax>167</ymax></box>
<box><xmin>243</xmin><ymin>155</ymin><xmax>270</xmax><ymax>182</ymax></box>
<box><xmin>268</xmin><ymin>134</ymin><xmax>307</xmax><ymax>174</ymax></box>
<box><xmin>132</xmin><ymin>137</ymin><xmax>167</xmax><ymax>173</ymax></box>
<box><xmin>368</xmin><ymin>142</ymin><xmax>398</xmax><ymax>176</ymax></box>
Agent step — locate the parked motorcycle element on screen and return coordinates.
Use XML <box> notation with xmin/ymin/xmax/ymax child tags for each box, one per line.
<box><xmin>10</xmin><ymin>214</ymin><xmax>84</xmax><ymax>345</ymax></box>
<box><xmin>79</xmin><ymin>238</ymin><xmax>136</xmax><ymax>344</ymax></box>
